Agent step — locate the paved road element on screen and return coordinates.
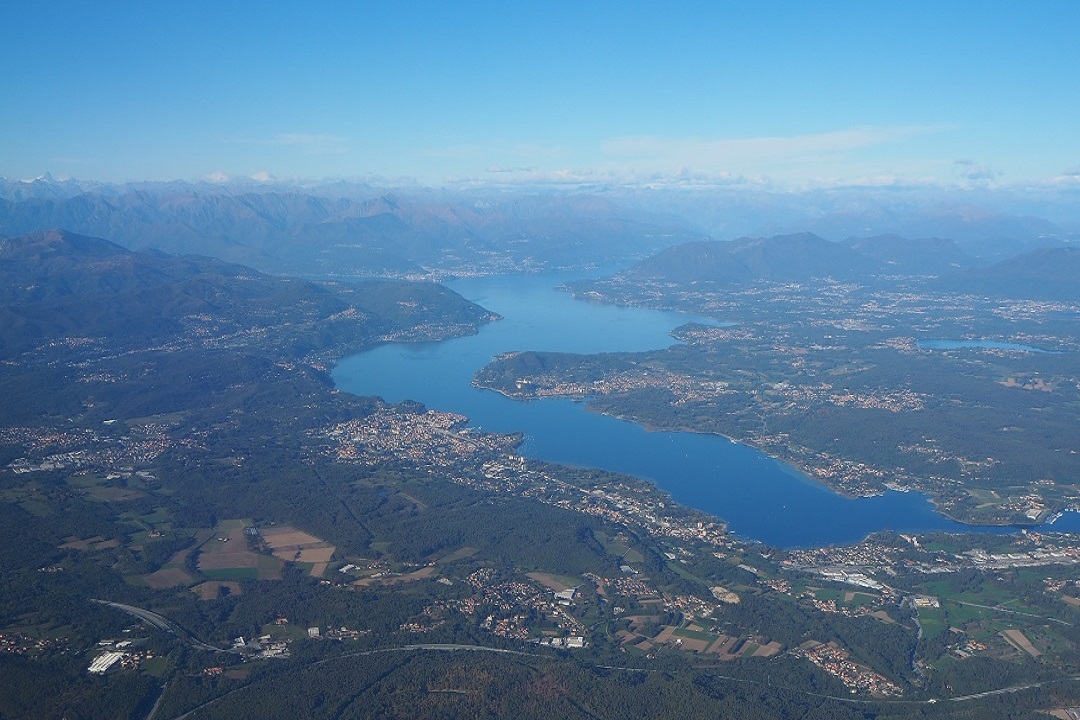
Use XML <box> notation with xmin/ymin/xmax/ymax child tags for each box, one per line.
<box><xmin>306</xmin><ymin>642</ymin><xmax>547</xmax><ymax>669</ymax></box>
<box><xmin>945</xmin><ymin>675</ymin><xmax>1080</xmax><ymax>702</ymax></box>
<box><xmin>92</xmin><ymin>599</ymin><xmax>234</xmax><ymax>653</ymax></box>
<box><xmin>92</xmin><ymin>600</ymin><xmax>175</xmax><ymax>633</ymax></box>
<box><xmin>163</xmin><ymin>641</ymin><xmax>1080</xmax><ymax>718</ymax></box>
<box><xmin>168</xmin><ymin>644</ymin><xmax>551</xmax><ymax>720</ymax></box>
<box><xmin>96</xmin><ymin>599</ymin><xmax>1077</xmax><ymax>717</ymax></box>
<box><xmin>142</xmin><ymin>681</ymin><xmax>168</xmax><ymax>720</ymax></box>
<box><xmin>953</xmin><ymin>599</ymin><xmax>1072</xmax><ymax>626</ymax></box>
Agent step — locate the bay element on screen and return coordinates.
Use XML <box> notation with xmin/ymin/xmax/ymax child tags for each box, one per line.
<box><xmin>333</xmin><ymin>272</ymin><xmax>1078</xmax><ymax>547</ymax></box>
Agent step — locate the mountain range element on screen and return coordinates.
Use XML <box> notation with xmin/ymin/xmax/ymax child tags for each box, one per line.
<box><xmin>4</xmin><ymin>176</ymin><xmax>1078</xmax><ymax>279</ymax></box>
<box><xmin>0</xmin><ymin>187</ymin><xmax>704</xmax><ymax>277</ymax></box>
<box><xmin>934</xmin><ymin>245</ymin><xmax>1080</xmax><ymax>300</ymax></box>
<box><xmin>623</xmin><ymin>232</ymin><xmax>896</xmax><ymax>283</ymax></box>
<box><xmin>620</xmin><ymin>231</ymin><xmax>1080</xmax><ymax>299</ymax></box>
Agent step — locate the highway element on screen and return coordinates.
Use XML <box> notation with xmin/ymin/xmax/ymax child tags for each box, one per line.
<box><xmin>167</xmin><ymin>644</ymin><xmax>554</xmax><ymax>720</ymax></box>
<box><xmin>953</xmin><ymin>599</ymin><xmax>1073</xmax><ymax>626</ymax></box>
<box><xmin>162</xmin><ymin>641</ymin><xmax>1080</xmax><ymax>718</ymax></box>
<box><xmin>94</xmin><ymin>600</ymin><xmax>1080</xmax><ymax>718</ymax></box>
<box><xmin>92</xmin><ymin>599</ymin><xmax>235</xmax><ymax>654</ymax></box>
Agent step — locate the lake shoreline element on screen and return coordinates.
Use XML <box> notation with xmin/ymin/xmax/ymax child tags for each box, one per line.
<box><xmin>474</xmin><ymin>377</ymin><xmax>1060</xmax><ymax>531</ymax></box>
<box><xmin>332</xmin><ymin>271</ymin><xmax>1077</xmax><ymax>547</ymax></box>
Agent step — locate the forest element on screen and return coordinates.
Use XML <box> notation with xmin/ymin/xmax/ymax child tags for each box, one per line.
<box><xmin>3</xmin><ymin>231</ymin><xmax>1080</xmax><ymax>719</ymax></box>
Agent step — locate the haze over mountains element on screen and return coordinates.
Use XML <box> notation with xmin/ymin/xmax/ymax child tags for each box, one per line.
<box><xmin>2</xmin><ymin>175</ymin><xmax>1078</xmax><ymax>280</ymax></box>
<box><xmin>0</xmin><ymin>179</ymin><xmax>705</xmax><ymax>277</ymax></box>
<box><xmin>621</xmin><ymin>231</ymin><xmax>1080</xmax><ymax>300</ymax></box>
<box><xmin>841</xmin><ymin>235</ymin><xmax>978</xmax><ymax>275</ymax></box>
<box><xmin>610</xmin><ymin>183</ymin><xmax>1080</xmax><ymax>258</ymax></box>
<box><xmin>935</xmin><ymin>245</ymin><xmax>1080</xmax><ymax>301</ymax></box>
<box><xmin>623</xmin><ymin>233</ymin><xmax>882</xmax><ymax>283</ymax></box>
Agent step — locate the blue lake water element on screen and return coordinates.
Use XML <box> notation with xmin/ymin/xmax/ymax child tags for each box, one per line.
<box><xmin>333</xmin><ymin>272</ymin><xmax>1079</xmax><ymax>547</ymax></box>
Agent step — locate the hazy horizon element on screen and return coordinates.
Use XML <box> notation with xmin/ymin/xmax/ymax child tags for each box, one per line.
<box><xmin>3</xmin><ymin>2</ymin><xmax>1079</xmax><ymax>191</ymax></box>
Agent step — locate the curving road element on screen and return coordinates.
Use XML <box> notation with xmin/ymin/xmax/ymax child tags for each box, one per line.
<box><xmin>95</xmin><ymin>600</ymin><xmax>1080</xmax><ymax>717</ymax></box>
<box><xmin>92</xmin><ymin>599</ymin><xmax>235</xmax><ymax>654</ymax></box>
<box><xmin>953</xmin><ymin>599</ymin><xmax>1072</xmax><ymax>626</ymax></box>
<box><xmin>167</xmin><ymin>644</ymin><xmax>555</xmax><ymax>720</ymax></box>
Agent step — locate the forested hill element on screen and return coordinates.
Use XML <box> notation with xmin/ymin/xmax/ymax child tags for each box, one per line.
<box><xmin>620</xmin><ymin>231</ymin><xmax>1079</xmax><ymax>290</ymax></box>
<box><xmin>937</xmin><ymin>245</ymin><xmax>1080</xmax><ymax>300</ymax></box>
<box><xmin>0</xmin><ymin>229</ymin><xmax>495</xmax><ymax>360</ymax></box>
<box><xmin>623</xmin><ymin>232</ymin><xmax>884</xmax><ymax>284</ymax></box>
<box><xmin>840</xmin><ymin>234</ymin><xmax>978</xmax><ymax>275</ymax></box>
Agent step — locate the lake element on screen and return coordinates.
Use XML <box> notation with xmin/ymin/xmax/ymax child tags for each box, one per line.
<box><xmin>333</xmin><ymin>272</ymin><xmax>1079</xmax><ymax>547</ymax></box>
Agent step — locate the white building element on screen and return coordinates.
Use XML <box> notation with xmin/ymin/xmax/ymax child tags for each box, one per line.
<box><xmin>88</xmin><ymin>651</ymin><xmax>125</xmax><ymax>674</ymax></box>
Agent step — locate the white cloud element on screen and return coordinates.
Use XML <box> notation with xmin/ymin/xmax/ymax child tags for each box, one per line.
<box><xmin>426</xmin><ymin>126</ymin><xmax>948</xmax><ymax>191</ymax></box>
<box><xmin>951</xmin><ymin>158</ymin><xmax>1002</xmax><ymax>183</ymax></box>
<box><xmin>250</xmin><ymin>171</ymin><xmax>277</xmax><ymax>183</ymax></box>
<box><xmin>448</xmin><ymin>166</ymin><xmax>767</xmax><ymax>191</ymax></box>
<box><xmin>600</xmin><ymin>126</ymin><xmax>936</xmax><ymax>169</ymax></box>
<box><xmin>419</xmin><ymin>127</ymin><xmax>951</xmax><ymax>190</ymax></box>
<box><xmin>203</xmin><ymin>171</ymin><xmax>231</xmax><ymax>184</ymax></box>
<box><xmin>1041</xmin><ymin>169</ymin><xmax>1080</xmax><ymax>186</ymax></box>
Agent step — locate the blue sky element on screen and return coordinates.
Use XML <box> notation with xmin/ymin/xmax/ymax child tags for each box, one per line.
<box><xmin>3</xmin><ymin>1</ymin><xmax>1079</xmax><ymax>189</ymax></box>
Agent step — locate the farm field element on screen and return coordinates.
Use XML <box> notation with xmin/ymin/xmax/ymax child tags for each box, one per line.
<box><xmin>198</xmin><ymin>520</ymin><xmax>283</xmax><ymax>581</ymax></box>
<box><xmin>261</xmin><ymin>525</ymin><xmax>336</xmax><ymax>577</ymax></box>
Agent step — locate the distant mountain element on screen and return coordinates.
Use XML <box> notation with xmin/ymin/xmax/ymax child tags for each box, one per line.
<box><xmin>842</xmin><ymin>234</ymin><xmax>979</xmax><ymax>275</ymax></box>
<box><xmin>0</xmin><ymin>189</ymin><xmax>704</xmax><ymax>277</ymax></box>
<box><xmin>939</xmin><ymin>246</ymin><xmax>1080</xmax><ymax>300</ymax></box>
<box><xmin>606</xmin><ymin>185</ymin><xmax>1080</xmax><ymax>262</ymax></box>
<box><xmin>725</xmin><ymin>232</ymin><xmax>882</xmax><ymax>280</ymax></box>
<box><xmin>7</xmin><ymin>176</ymin><xmax>1078</xmax><ymax>276</ymax></box>
<box><xmin>0</xmin><ymin>172</ymin><xmax>105</xmax><ymax>202</ymax></box>
<box><xmin>0</xmin><ymin>230</ymin><xmax>493</xmax><ymax>358</ymax></box>
<box><xmin>794</xmin><ymin>204</ymin><xmax>1069</xmax><ymax>261</ymax></box>
<box><xmin>624</xmin><ymin>232</ymin><xmax>882</xmax><ymax>284</ymax></box>
<box><xmin>0</xmin><ymin>229</ymin><xmax>248</xmax><ymax>305</ymax></box>
<box><xmin>623</xmin><ymin>240</ymin><xmax>754</xmax><ymax>283</ymax></box>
